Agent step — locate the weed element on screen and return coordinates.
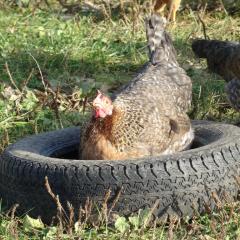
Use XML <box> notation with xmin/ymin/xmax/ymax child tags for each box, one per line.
<box><xmin>0</xmin><ymin>2</ymin><xmax>240</xmax><ymax>239</ymax></box>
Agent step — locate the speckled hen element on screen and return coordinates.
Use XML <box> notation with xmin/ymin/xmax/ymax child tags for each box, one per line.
<box><xmin>80</xmin><ymin>14</ymin><xmax>194</xmax><ymax>160</ymax></box>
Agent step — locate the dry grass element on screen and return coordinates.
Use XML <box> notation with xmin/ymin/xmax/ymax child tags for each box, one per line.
<box><xmin>0</xmin><ymin>1</ymin><xmax>240</xmax><ymax>239</ymax></box>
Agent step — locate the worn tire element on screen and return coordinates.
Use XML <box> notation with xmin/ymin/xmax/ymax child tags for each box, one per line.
<box><xmin>1</xmin><ymin>120</ymin><xmax>240</xmax><ymax>222</ymax></box>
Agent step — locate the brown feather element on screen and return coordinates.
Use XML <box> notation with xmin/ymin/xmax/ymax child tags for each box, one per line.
<box><xmin>80</xmin><ymin>14</ymin><xmax>193</xmax><ymax>160</ymax></box>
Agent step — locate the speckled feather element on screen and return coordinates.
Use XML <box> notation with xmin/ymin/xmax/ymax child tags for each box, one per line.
<box><xmin>192</xmin><ymin>39</ymin><xmax>240</xmax><ymax>111</ymax></box>
<box><xmin>80</xmin><ymin>14</ymin><xmax>193</xmax><ymax>160</ymax></box>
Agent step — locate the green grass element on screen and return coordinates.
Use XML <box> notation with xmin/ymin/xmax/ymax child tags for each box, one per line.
<box><xmin>1</xmin><ymin>200</ymin><xmax>240</xmax><ymax>239</ymax></box>
<box><xmin>1</xmin><ymin>5</ymin><xmax>240</xmax><ymax>239</ymax></box>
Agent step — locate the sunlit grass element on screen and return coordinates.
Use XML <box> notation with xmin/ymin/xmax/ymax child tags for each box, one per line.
<box><xmin>0</xmin><ymin>5</ymin><xmax>240</xmax><ymax>239</ymax></box>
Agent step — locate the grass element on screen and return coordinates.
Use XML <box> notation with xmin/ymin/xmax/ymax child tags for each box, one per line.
<box><xmin>0</xmin><ymin>3</ymin><xmax>240</xmax><ymax>239</ymax></box>
<box><xmin>1</xmin><ymin>198</ymin><xmax>240</xmax><ymax>239</ymax></box>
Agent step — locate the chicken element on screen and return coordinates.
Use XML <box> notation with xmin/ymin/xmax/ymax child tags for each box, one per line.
<box><xmin>192</xmin><ymin>39</ymin><xmax>240</xmax><ymax>111</ymax></box>
<box><xmin>154</xmin><ymin>0</ymin><xmax>181</xmax><ymax>22</ymax></box>
<box><xmin>80</xmin><ymin>14</ymin><xmax>194</xmax><ymax>160</ymax></box>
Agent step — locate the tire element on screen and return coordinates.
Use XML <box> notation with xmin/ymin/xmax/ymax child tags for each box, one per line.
<box><xmin>1</xmin><ymin>120</ymin><xmax>240</xmax><ymax>222</ymax></box>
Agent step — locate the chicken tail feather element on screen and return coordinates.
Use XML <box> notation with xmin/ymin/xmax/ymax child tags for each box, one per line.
<box><xmin>226</xmin><ymin>78</ymin><xmax>240</xmax><ymax>111</ymax></box>
<box><xmin>145</xmin><ymin>14</ymin><xmax>177</xmax><ymax>65</ymax></box>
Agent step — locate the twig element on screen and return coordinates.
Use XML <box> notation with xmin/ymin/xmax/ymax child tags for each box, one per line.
<box><xmin>84</xmin><ymin>1</ymin><xmax>104</xmax><ymax>13</ymax></box>
<box><xmin>234</xmin><ymin>175</ymin><xmax>240</xmax><ymax>186</ymax></box>
<box><xmin>219</xmin><ymin>0</ymin><xmax>228</xmax><ymax>15</ymax></box>
<box><xmin>0</xmin><ymin>129</ymin><xmax>9</xmax><ymax>153</ymax></box>
<box><xmin>140</xmin><ymin>199</ymin><xmax>160</xmax><ymax>232</ymax></box>
<box><xmin>211</xmin><ymin>191</ymin><xmax>222</xmax><ymax>210</ymax></box>
<box><xmin>4</xmin><ymin>62</ymin><xmax>20</xmax><ymax>91</ymax></box>
<box><xmin>108</xmin><ymin>186</ymin><xmax>123</xmax><ymax>218</ymax></box>
<box><xmin>202</xmin><ymin>3</ymin><xmax>208</xmax><ymax>14</ymax></box>
<box><xmin>45</xmin><ymin>176</ymin><xmax>67</xmax><ymax>229</ymax></box>
<box><xmin>100</xmin><ymin>189</ymin><xmax>111</xmax><ymax>225</ymax></box>
<box><xmin>67</xmin><ymin>202</ymin><xmax>74</xmax><ymax>235</ymax></box>
<box><xmin>83</xmin><ymin>197</ymin><xmax>93</xmax><ymax>225</ymax></box>
<box><xmin>45</xmin><ymin>176</ymin><xmax>62</xmax><ymax>209</ymax></box>
<box><xmin>167</xmin><ymin>216</ymin><xmax>179</xmax><ymax>240</ymax></box>
<box><xmin>28</xmin><ymin>52</ymin><xmax>47</xmax><ymax>91</ymax></box>
<box><xmin>8</xmin><ymin>203</ymin><xmax>20</xmax><ymax>240</ymax></box>
<box><xmin>196</xmin><ymin>12</ymin><xmax>209</xmax><ymax>40</ymax></box>
<box><xmin>54</xmin><ymin>85</ymin><xmax>63</xmax><ymax>129</ymax></box>
<box><xmin>131</xmin><ymin>0</ymin><xmax>137</xmax><ymax>36</ymax></box>
<box><xmin>6</xmin><ymin>203</ymin><xmax>19</xmax><ymax>219</ymax></box>
<box><xmin>21</xmin><ymin>68</ymin><xmax>34</xmax><ymax>91</ymax></box>
<box><xmin>119</xmin><ymin>0</ymin><xmax>125</xmax><ymax>18</ymax></box>
<box><xmin>10</xmin><ymin>204</ymin><xmax>19</xmax><ymax>221</ymax></box>
<box><xmin>3</xmin><ymin>128</ymin><xmax>9</xmax><ymax>145</ymax></box>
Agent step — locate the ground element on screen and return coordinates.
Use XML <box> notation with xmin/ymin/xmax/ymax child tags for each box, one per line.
<box><xmin>0</xmin><ymin>5</ymin><xmax>240</xmax><ymax>239</ymax></box>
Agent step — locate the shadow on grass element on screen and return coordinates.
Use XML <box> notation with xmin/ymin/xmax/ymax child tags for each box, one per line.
<box><xmin>1</xmin><ymin>47</ymin><xmax>145</xmax><ymax>92</ymax></box>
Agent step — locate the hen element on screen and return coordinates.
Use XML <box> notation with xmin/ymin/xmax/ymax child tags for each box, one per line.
<box><xmin>80</xmin><ymin>14</ymin><xmax>194</xmax><ymax>160</ymax></box>
<box><xmin>192</xmin><ymin>39</ymin><xmax>240</xmax><ymax>110</ymax></box>
<box><xmin>154</xmin><ymin>0</ymin><xmax>182</xmax><ymax>22</ymax></box>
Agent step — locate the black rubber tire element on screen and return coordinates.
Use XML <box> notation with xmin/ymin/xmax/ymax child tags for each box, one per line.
<box><xmin>1</xmin><ymin>120</ymin><xmax>240</xmax><ymax>222</ymax></box>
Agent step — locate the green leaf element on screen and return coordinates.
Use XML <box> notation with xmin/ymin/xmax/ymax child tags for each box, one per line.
<box><xmin>21</xmin><ymin>90</ymin><xmax>38</xmax><ymax>111</ymax></box>
<box><xmin>14</xmin><ymin>122</ymin><xmax>29</xmax><ymax>127</ymax></box>
<box><xmin>21</xmin><ymin>0</ymin><xmax>30</xmax><ymax>5</ymax></box>
<box><xmin>74</xmin><ymin>222</ymin><xmax>82</xmax><ymax>233</ymax></box>
<box><xmin>38</xmin><ymin>26</ymin><xmax>46</xmax><ymax>38</ymax></box>
<box><xmin>129</xmin><ymin>216</ymin><xmax>140</xmax><ymax>230</ymax></box>
<box><xmin>114</xmin><ymin>216</ymin><xmax>130</xmax><ymax>234</ymax></box>
<box><xmin>139</xmin><ymin>209</ymin><xmax>151</xmax><ymax>228</ymax></box>
<box><xmin>0</xmin><ymin>220</ymin><xmax>8</xmax><ymax>229</ymax></box>
<box><xmin>45</xmin><ymin>227</ymin><xmax>57</xmax><ymax>239</ymax></box>
<box><xmin>128</xmin><ymin>209</ymin><xmax>151</xmax><ymax>230</ymax></box>
<box><xmin>23</xmin><ymin>215</ymin><xmax>44</xmax><ymax>232</ymax></box>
